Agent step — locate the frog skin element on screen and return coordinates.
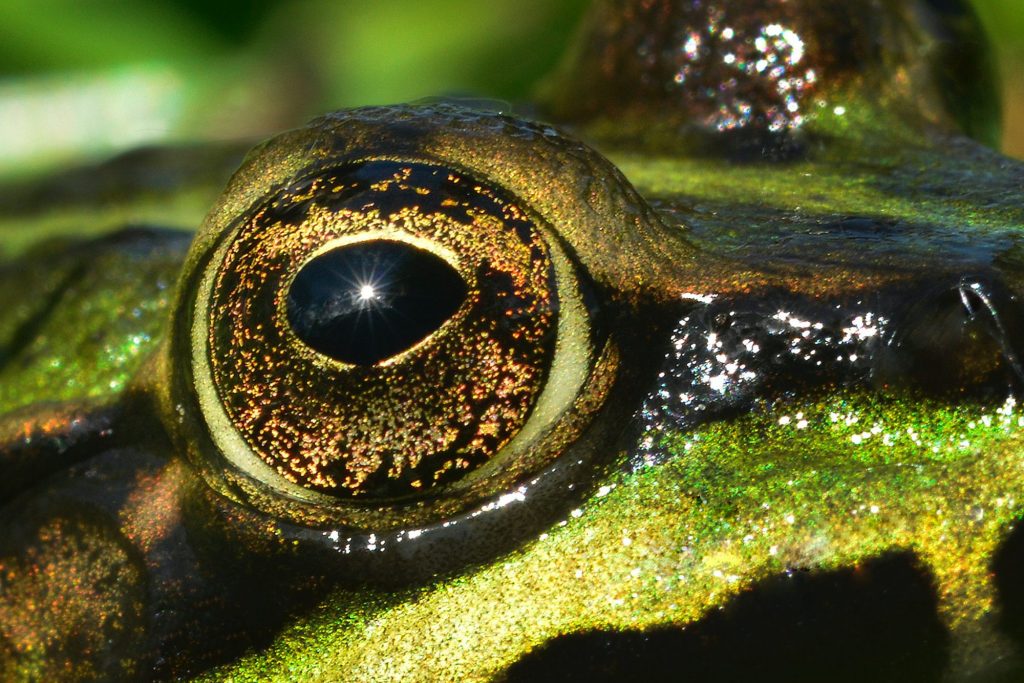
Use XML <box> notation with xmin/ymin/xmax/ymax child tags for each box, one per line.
<box><xmin>2</xmin><ymin>0</ymin><xmax>1024</xmax><ymax>680</ymax></box>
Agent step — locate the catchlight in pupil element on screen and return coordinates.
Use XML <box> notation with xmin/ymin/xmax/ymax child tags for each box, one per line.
<box><xmin>286</xmin><ymin>240</ymin><xmax>467</xmax><ymax>366</ymax></box>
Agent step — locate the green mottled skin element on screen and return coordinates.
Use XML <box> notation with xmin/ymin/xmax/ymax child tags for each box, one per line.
<box><xmin>3</xmin><ymin>1</ymin><xmax>1024</xmax><ymax>681</ymax></box>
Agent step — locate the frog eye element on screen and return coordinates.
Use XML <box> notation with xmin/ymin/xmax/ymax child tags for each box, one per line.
<box><xmin>163</xmin><ymin>106</ymin><xmax>669</xmax><ymax>530</ymax></box>
<box><xmin>201</xmin><ymin>159</ymin><xmax>581</xmax><ymax>506</ymax></box>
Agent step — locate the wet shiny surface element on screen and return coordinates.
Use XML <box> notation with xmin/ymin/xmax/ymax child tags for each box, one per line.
<box><xmin>1</xmin><ymin>1</ymin><xmax>1024</xmax><ymax>681</ymax></box>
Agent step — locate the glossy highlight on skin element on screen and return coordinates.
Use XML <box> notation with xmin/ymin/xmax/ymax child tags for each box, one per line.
<box><xmin>1</xmin><ymin>0</ymin><xmax>1024</xmax><ymax>681</ymax></box>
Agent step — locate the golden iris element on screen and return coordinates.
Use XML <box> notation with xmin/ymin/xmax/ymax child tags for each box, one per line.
<box><xmin>205</xmin><ymin>160</ymin><xmax>560</xmax><ymax>499</ymax></box>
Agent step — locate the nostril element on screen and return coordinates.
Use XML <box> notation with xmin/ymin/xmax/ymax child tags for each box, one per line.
<box><xmin>873</xmin><ymin>278</ymin><xmax>1024</xmax><ymax>397</ymax></box>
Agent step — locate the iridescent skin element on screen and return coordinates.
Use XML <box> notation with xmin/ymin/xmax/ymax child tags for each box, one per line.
<box><xmin>2</xmin><ymin>1</ymin><xmax>1024</xmax><ymax>681</ymax></box>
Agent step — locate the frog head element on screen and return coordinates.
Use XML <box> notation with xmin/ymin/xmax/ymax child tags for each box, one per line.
<box><xmin>2</xmin><ymin>1</ymin><xmax>1023</xmax><ymax>680</ymax></box>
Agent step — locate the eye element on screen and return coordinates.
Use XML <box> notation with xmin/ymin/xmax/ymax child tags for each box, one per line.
<box><xmin>163</xmin><ymin>106</ymin><xmax>669</xmax><ymax>531</ymax></box>
<box><xmin>204</xmin><ymin>158</ymin><xmax>574</xmax><ymax>504</ymax></box>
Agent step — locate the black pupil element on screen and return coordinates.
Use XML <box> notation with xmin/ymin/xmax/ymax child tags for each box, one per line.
<box><xmin>286</xmin><ymin>240</ymin><xmax>468</xmax><ymax>366</ymax></box>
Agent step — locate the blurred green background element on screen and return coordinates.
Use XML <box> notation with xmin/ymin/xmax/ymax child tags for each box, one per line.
<box><xmin>0</xmin><ymin>0</ymin><xmax>1020</xmax><ymax>180</ymax></box>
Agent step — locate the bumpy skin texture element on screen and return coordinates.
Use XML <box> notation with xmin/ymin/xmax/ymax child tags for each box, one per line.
<box><xmin>3</xmin><ymin>0</ymin><xmax>1024</xmax><ymax>681</ymax></box>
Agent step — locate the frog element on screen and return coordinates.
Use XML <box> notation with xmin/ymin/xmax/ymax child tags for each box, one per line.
<box><xmin>2</xmin><ymin>0</ymin><xmax>1024</xmax><ymax>680</ymax></box>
